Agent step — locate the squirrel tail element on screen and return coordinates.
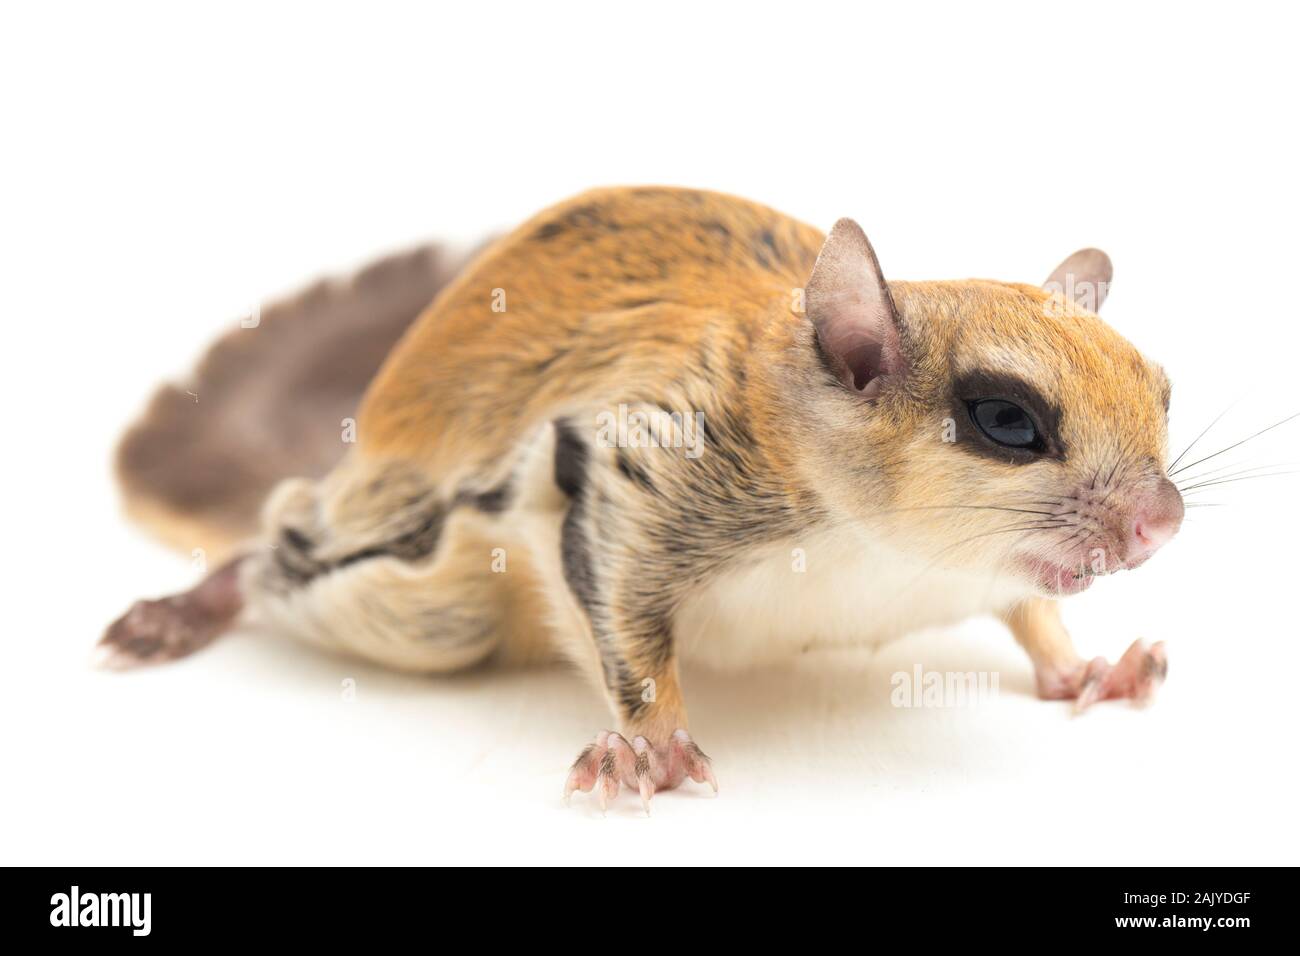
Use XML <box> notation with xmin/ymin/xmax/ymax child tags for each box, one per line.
<box><xmin>114</xmin><ymin>242</ymin><xmax>480</xmax><ymax>563</ymax></box>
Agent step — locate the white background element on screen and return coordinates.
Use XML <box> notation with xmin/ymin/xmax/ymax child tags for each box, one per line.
<box><xmin>2</xmin><ymin>1</ymin><xmax>1297</xmax><ymax>865</ymax></box>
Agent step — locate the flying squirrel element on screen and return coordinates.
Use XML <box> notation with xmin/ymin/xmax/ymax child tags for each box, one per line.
<box><xmin>103</xmin><ymin>187</ymin><xmax>1183</xmax><ymax>813</ymax></box>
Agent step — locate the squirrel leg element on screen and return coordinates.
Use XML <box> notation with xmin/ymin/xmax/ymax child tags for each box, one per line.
<box><xmin>238</xmin><ymin>465</ymin><xmax>522</xmax><ymax>673</ymax></box>
<box><xmin>100</xmin><ymin>453</ymin><xmax>552</xmax><ymax>673</ymax></box>
<box><xmin>547</xmin><ymin>423</ymin><xmax>718</xmax><ymax>814</ymax></box>
<box><xmin>1003</xmin><ymin>597</ymin><xmax>1166</xmax><ymax>712</ymax></box>
<box><xmin>562</xmin><ymin>660</ymin><xmax>717</xmax><ymax>815</ymax></box>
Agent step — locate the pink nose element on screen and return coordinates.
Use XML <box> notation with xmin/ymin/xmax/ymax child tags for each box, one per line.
<box><xmin>1127</xmin><ymin>479</ymin><xmax>1184</xmax><ymax>564</ymax></box>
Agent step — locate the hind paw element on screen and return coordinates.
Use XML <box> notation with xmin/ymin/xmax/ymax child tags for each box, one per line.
<box><xmin>96</xmin><ymin>597</ymin><xmax>222</xmax><ymax>668</ymax></box>
<box><xmin>96</xmin><ymin>560</ymin><xmax>244</xmax><ymax>668</ymax></box>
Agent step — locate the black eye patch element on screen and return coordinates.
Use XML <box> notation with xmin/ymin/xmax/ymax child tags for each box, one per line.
<box><xmin>952</xmin><ymin>370</ymin><xmax>1064</xmax><ymax>463</ymax></box>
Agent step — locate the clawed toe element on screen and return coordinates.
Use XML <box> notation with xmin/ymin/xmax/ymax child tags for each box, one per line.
<box><xmin>632</xmin><ymin>737</ymin><xmax>656</xmax><ymax>815</ymax></box>
<box><xmin>563</xmin><ymin>740</ymin><xmax>601</xmax><ymax>803</ymax></box>
<box><xmin>1072</xmin><ymin>656</ymin><xmax>1110</xmax><ymax>713</ymax></box>
<box><xmin>670</xmin><ymin>729</ymin><xmax>718</xmax><ymax>792</ymax></box>
<box><xmin>563</xmin><ymin>731</ymin><xmax>634</xmax><ymax>814</ymax></box>
<box><xmin>1068</xmin><ymin>639</ymin><xmax>1168</xmax><ymax>713</ymax></box>
<box><xmin>594</xmin><ymin>744</ymin><xmax>625</xmax><ymax>812</ymax></box>
<box><xmin>1119</xmin><ymin>639</ymin><xmax>1167</xmax><ymax>702</ymax></box>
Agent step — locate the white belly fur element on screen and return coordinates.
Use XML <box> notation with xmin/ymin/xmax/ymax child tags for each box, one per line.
<box><xmin>511</xmin><ymin>424</ymin><xmax>1034</xmax><ymax>672</ymax></box>
<box><xmin>673</xmin><ymin>523</ymin><xmax>1035</xmax><ymax>670</ymax></box>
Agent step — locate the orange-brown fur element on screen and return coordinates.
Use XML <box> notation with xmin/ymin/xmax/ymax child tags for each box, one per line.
<box><xmin>359</xmin><ymin>188</ymin><xmax>823</xmax><ymax>477</ymax></box>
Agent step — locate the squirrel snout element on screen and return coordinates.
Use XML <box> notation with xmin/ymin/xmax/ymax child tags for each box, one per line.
<box><xmin>1125</xmin><ymin>478</ymin><xmax>1184</xmax><ymax>565</ymax></box>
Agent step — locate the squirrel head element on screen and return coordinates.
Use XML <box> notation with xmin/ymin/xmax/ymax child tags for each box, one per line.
<box><xmin>791</xmin><ymin>221</ymin><xmax>1182</xmax><ymax>596</ymax></box>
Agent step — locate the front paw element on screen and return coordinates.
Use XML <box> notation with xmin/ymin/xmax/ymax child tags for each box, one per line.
<box><xmin>563</xmin><ymin>729</ymin><xmax>718</xmax><ymax>815</ymax></box>
<box><xmin>1037</xmin><ymin>639</ymin><xmax>1167</xmax><ymax>713</ymax></box>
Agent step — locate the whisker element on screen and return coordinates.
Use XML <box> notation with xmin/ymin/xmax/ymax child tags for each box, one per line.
<box><xmin>878</xmin><ymin>504</ymin><xmax>1065</xmax><ymax>518</ymax></box>
<box><xmin>1168</xmin><ymin>410</ymin><xmax>1300</xmax><ymax>477</ymax></box>
<box><xmin>1052</xmin><ymin>527</ymin><xmax>1089</xmax><ymax>551</ymax></box>
<box><xmin>1175</xmin><ymin>460</ymin><xmax>1300</xmax><ymax>489</ymax></box>
<box><xmin>1166</xmin><ymin>397</ymin><xmax>1244</xmax><ymax>474</ymax></box>
<box><xmin>1104</xmin><ymin>432</ymin><xmax>1135</xmax><ymax>488</ymax></box>
<box><xmin>969</xmin><ymin>534</ymin><xmax>1027</xmax><ymax>610</ymax></box>
<box><xmin>1177</xmin><ymin>470</ymin><xmax>1300</xmax><ymax>493</ymax></box>
<box><xmin>884</xmin><ymin>522</ymin><xmax>1071</xmax><ymax>608</ymax></box>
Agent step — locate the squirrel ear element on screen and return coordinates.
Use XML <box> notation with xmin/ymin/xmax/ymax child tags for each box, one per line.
<box><xmin>1043</xmin><ymin>248</ymin><xmax>1112</xmax><ymax>312</ymax></box>
<box><xmin>805</xmin><ymin>218</ymin><xmax>903</xmax><ymax>398</ymax></box>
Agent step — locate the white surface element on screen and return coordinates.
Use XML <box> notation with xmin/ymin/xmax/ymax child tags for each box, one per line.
<box><xmin>2</xmin><ymin>1</ymin><xmax>1298</xmax><ymax>865</ymax></box>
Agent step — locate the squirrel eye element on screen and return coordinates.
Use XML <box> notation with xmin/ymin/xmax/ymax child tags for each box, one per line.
<box><xmin>968</xmin><ymin>399</ymin><xmax>1043</xmax><ymax>451</ymax></box>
